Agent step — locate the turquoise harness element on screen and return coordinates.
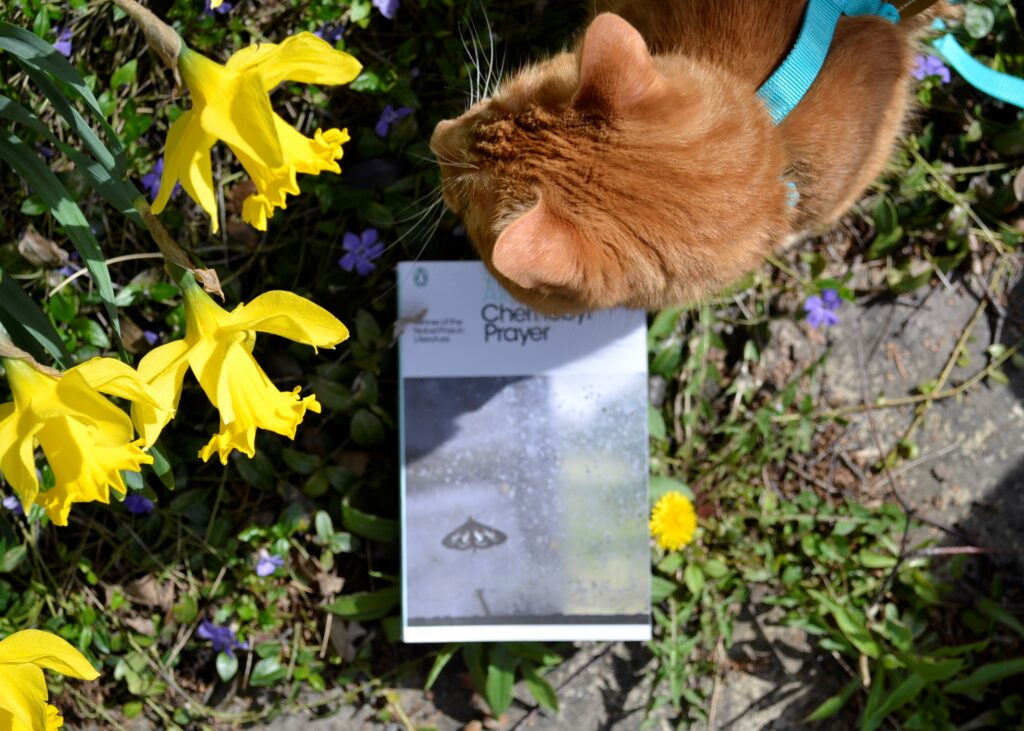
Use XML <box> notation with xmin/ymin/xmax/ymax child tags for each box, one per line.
<box><xmin>756</xmin><ymin>0</ymin><xmax>1024</xmax><ymax>126</ymax></box>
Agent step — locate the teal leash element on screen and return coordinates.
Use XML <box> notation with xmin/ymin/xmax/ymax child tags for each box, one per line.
<box><xmin>930</xmin><ymin>19</ymin><xmax>1024</xmax><ymax>109</ymax></box>
<box><xmin>755</xmin><ymin>1</ymin><xmax>1024</xmax><ymax>125</ymax></box>
<box><xmin>757</xmin><ymin>0</ymin><xmax>901</xmax><ymax>125</ymax></box>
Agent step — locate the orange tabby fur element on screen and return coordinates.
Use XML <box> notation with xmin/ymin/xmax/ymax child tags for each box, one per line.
<box><xmin>431</xmin><ymin>1</ymin><xmax>953</xmax><ymax>313</ymax></box>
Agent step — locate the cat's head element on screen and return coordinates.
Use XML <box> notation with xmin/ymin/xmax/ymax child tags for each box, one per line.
<box><xmin>431</xmin><ymin>13</ymin><xmax>792</xmax><ymax>314</ymax></box>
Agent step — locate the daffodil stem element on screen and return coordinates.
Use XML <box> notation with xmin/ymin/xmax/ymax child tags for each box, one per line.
<box><xmin>109</xmin><ymin>0</ymin><xmax>182</xmax><ymax>73</ymax></box>
<box><xmin>132</xmin><ymin>197</ymin><xmax>225</xmax><ymax>298</ymax></box>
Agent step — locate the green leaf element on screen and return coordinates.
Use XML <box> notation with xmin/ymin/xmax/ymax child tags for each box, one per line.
<box><xmin>804</xmin><ymin>677</ymin><xmax>860</xmax><ymax>722</ymax></box>
<box><xmin>281</xmin><ymin>447</ymin><xmax>321</xmax><ymax>475</ymax></box>
<box><xmin>868</xmin><ymin>672</ymin><xmax>926</xmax><ymax>724</ymax></box>
<box><xmin>809</xmin><ymin>590</ymin><xmax>880</xmax><ymax>658</ymax></box>
<box><xmin>976</xmin><ymin>597</ymin><xmax>1024</xmax><ymax>639</ymax></box>
<box><xmin>215</xmin><ymin>651</ymin><xmax>238</xmax><ymax>682</ymax></box>
<box><xmin>944</xmin><ymin>657</ymin><xmax>1024</xmax><ymax>695</ymax></box>
<box><xmin>649</xmin><ymin>475</ymin><xmax>694</xmax><ymax>503</ymax></box>
<box><xmin>522</xmin><ymin>662</ymin><xmax>559</xmax><ymax>713</ymax></box>
<box><xmin>424</xmin><ymin>644</ymin><xmax>459</xmax><ymax>691</ymax></box>
<box><xmin>249</xmin><ymin>657</ymin><xmax>287</xmax><ymax>687</ymax></box>
<box><xmin>0</xmin><ymin>22</ymin><xmax>124</xmax><ymax>170</ymax></box>
<box><xmin>648</xmin><ymin>406</ymin><xmax>667</xmax><ymax>442</ymax></box>
<box><xmin>484</xmin><ymin>644</ymin><xmax>518</xmax><ymax>716</ymax></box>
<box><xmin>683</xmin><ymin>564</ymin><xmax>704</xmax><ymax>595</ymax></box>
<box><xmin>70</xmin><ymin>317</ymin><xmax>111</xmax><ymax>349</ymax></box>
<box><xmin>0</xmin><ymin>265</ymin><xmax>72</xmax><ymax>367</ymax></box>
<box><xmin>342</xmin><ymin>497</ymin><xmax>399</xmax><ymax>543</ymax></box>
<box><xmin>148</xmin><ymin>442</ymin><xmax>175</xmax><ymax>490</ymax></box>
<box><xmin>963</xmin><ymin>3</ymin><xmax>995</xmax><ymax>37</ymax></box>
<box><xmin>0</xmin><ymin>545</ymin><xmax>27</xmax><ymax>573</ymax></box>
<box><xmin>350</xmin><ymin>409</ymin><xmax>385</xmax><ymax>447</ymax></box>
<box><xmin>0</xmin><ymin>131</ymin><xmax>124</xmax><ymax>356</ymax></box>
<box><xmin>651</xmin><ymin>575</ymin><xmax>677</xmax><ymax>602</ymax></box>
<box><xmin>314</xmin><ymin>510</ymin><xmax>334</xmax><ymax>543</ymax></box>
<box><xmin>462</xmin><ymin>643</ymin><xmax>487</xmax><ymax>697</ymax></box>
<box><xmin>323</xmin><ymin>586</ymin><xmax>400</xmax><ymax>621</ymax></box>
<box><xmin>172</xmin><ymin>594</ymin><xmax>198</xmax><ymax>624</ymax></box>
<box><xmin>111</xmin><ymin>59</ymin><xmax>137</xmax><ymax>89</ymax></box>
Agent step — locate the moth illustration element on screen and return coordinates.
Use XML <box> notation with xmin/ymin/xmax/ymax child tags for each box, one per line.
<box><xmin>442</xmin><ymin>517</ymin><xmax>507</xmax><ymax>551</ymax></box>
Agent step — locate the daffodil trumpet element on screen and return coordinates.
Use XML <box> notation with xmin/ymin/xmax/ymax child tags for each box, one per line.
<box><xmin>147</xmin><ymin>29</ymin><xmax>361</xmax><ymax>232</ymax></box>
<box><xmin>0</xmin><ymin>354</ymin><xmax>163</xmax><ymax>526</ymax></box>
<box><xmin>0</xmin><ymin>629</ymin><xmax>100</xmax><ymax>731</ymax></box>
<box><xmin>131</xmin><ymin>273</ymin><xmax>349</xmax><ymax>464</ymax></box>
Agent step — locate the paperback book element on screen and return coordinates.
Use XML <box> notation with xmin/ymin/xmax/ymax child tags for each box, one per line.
<box><xmin>397</xmin><ymin>261</ymin><xmax>651</xmax><ymax>643</ymax></box>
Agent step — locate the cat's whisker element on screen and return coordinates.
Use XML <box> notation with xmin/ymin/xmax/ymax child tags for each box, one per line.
<box><xmin>480</xmin><ymin>3</ymin><xmax>499</xmax><ymax>98</ymax></box>
<box><xmin>457</xmin><ymin>24</ymin><xmax>478</xmax><ymax>106</ymax></box>
<box><xmin>407</xmin><ymin>150</ymin><xmax>480</xmax><ymax>171</ymax></box>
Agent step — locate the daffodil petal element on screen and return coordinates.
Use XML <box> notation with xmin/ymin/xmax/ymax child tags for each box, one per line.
<box><xmin>179</xmin><ymin>48</ymin><xmax>285</xmax><ymax>174</ymax></box>
<box><xmin>0</xmin><ymin>630</ymin><xmax>100</xmax><ymax>680</ymax></box>
<box><xmin>36</xmin><ymin>417</ymin><xmax>152</xmax><ymax>526</ymax></box>
<box><xmin>225</xmin><ymin>291</ymin><xmax>349</xmax><ymax>348</ymax></box>
<box><xmin>275</xmin><ymin>121</ymin><xmax>347</xmax><ymax>176</ymax></box>
<box><xmin>228</xmin><ymin>137</ymin><xmax>300</xmax><ymax>209</ymax></box>
<box><xmin>44</xmin><ymin>705</ymin><xmax>63</xmax><ymax>731</ymax></box>
<box><xmin>157</xmin><ymin>110</ymin><xmax>219</xmax><ymax>232</ymax></box>
<box><xmin>0</xmin><ymin>665</ymin><xmax>46</xmax><ymax>731</ymax></box>
<box><xmin>52</xmin><ymin>376</ymin><xmax>135</xmax><ymax>447</ymax></box>
<box><xmin>224</xmin><ymin>33</ymin><xmax>362</xmax><ymax>90</ymax></box>
<box><xmin>0</xmin><ymin>403</ymin><xmax>42</xmax><ymax>512</ymax></box>
<box><xmin>131</xmin><ymin>340</ymin><xmax>191</xmax><ymax>448</ymax></box>
<box><xmin>68</xmin><ymin>358</ymin><xmax>163</xmax><ymax>409</ymax></box>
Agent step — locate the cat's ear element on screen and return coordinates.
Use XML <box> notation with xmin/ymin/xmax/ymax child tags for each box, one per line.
<box><xmin>492</xmin><ymin>198</ymin><xmax>580</xmax><ymax>292</ymax></box>
<box><xmin>574</xmin><ymin>13</ymin><xmax>661</xmax><ymax>113</ymax></box>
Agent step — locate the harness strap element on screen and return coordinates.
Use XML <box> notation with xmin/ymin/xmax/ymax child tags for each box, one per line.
<box><xmin>931</xmin><ymin>20</ymin><xmax>1024</xmax><ymax>109</ymax></box>
<box><xmin>757</xmin><ymin>0</ymin><xmax>900</xmax><ymax>125</ymax></box>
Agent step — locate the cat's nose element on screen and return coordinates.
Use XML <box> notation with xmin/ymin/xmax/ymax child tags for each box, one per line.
<box><xmin>429</xmin><ymin>119</ymin><xmax>461</xmax><ymax>160</ymax></box>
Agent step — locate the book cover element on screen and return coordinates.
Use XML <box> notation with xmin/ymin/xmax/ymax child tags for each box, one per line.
<box><xmin>397</xmin><ymin>262</ymin><xmax>651</xmax><ymax>643</ymax></box>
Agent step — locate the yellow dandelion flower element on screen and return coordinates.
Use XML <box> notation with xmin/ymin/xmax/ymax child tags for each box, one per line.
<box><xmin>650</xmin><ymin>491</ymin><xmax>697</xmax><ymax>551</ymax></box>
<box><xmin>0</xmin><ymin>629</ymin><xmax>99</xmax><ymax>731</ymax></box>
<box><xmin>152</xmin><ymin>32</ymin><xmax>362</xmax><ymax>232</ymax></box>
<box><xmin>0</xmin><ymin>357</ymin><xmax>162</xmax><ymax>526</ymax></box>
<box><xmin>131</xmin><ymin>274</ymin><xmax>349</xmax><ymax>465</ymax></box>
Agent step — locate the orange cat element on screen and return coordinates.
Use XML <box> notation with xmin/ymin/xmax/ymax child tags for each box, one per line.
<box><xmin>430</xmin><ymin>1</ymin><xmax>953</xmax><ymax>313</ymax></box>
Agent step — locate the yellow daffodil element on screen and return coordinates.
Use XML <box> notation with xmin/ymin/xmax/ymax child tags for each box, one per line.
<box><xmin>0</xmin><ymin>357</ymin><xmax>161</xmax><ymax>526</ymax></box>
<box><xmin>650</xmin><ymin>491</ymin><xmax>697</xmax><ymax>551</ymax></box>
<box><xmin>131</xmin><ymin>274</ymin><xmax>349</xmax><ymax>464</ymax></box>
<box><xmin>0</xmin><ymin>629</ymin><xmax>99</xmax><ymax>731</ymax></box>
<box><xmin>153</xmin><ymin>32</ymin><xmax>361</xmax><ymax>232</ymax></box>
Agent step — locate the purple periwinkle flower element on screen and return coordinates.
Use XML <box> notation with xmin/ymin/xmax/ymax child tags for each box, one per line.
<box><xmin>339</xmin><ymin>228</ymin><xmax>385</xmax><ymax>276</ymax></box>
<box><xmin>373</xmin><ymin>0</ymin><xmax>400</xmax><ymax>20</ymax></box>
<box><xmin>804</xmin><ymin>289</ymin><xmax>842</xmax><ymax>329</ymax></box>
<box><xmin>2</xmin><ymin>495</ymin><xmax>24</xmax><ymax>517</ymax></box>
<box><xmin>375</xmin><ymin>105</ymin><xmax>413</xmax><ymax>138</ymax></box>
<box><xmin>912</xmin><ymin>54</ymin><xmax>950</xmax><ymax>84</ymax></box>
<box><xmin>142</xmin><ymin>330</ymin><xmax>160</xmax><ymax>346</ymax></box>
<box><xmin>140</xmin><ymin>157</ymin><xmax>180</xmax><ymax>202</ymax></box>
<box><xmin>203</xmin><ymin>0</ymin><xmax>233</xmax><ymax>15</ymax></box>
<box><xmin>255</xmin><ymin>549</ymin><xmax>285</xmax><ymax>577</ymax></box>
<box><xmin>197</xmin><ymin>620</ymin><xmax>247</xmax><ymax>656</ymax></box>
<box><xmin>313</xmin><ymin>23</ymin><xmax>345</xmax><ymax>44</ymax></box>
<box><xmin>53</xmin><ymin>27</ymin><xmax>72</xmax><ymax>58</ymax></box>
<box><xmin>124</xmin><ymin>493</ymin><xmax>154</xmax><ymax>515</ymax></box>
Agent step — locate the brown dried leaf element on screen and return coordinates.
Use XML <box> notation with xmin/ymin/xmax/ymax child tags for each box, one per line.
<box><xmin>18</xmin><ymin>225</ymin><xmax>69</xmax><ymax>267</ymax></box>
<box><xmin>124</xmin><ymin>575</ymin><xmax>174</xmax><ymax>609</ymax></box>
<box><xmin>315</xmin><ymin>571</ymin><xmax>345</xmax><ymax>596</ymax></box>
<box><xmin>122</xmin><ymin>616</ymin><xmax>156</xmax><ymax>635</ymax></box>
<box><xmin>328</xmin><ymin>619</ymin><xmax>366</xmax><ymax>662</ymax></box>
<box><xmin>192</xmin><ymin>268</ymin><xmax>224</xmax><ymax>301</ymax></box>
<box><xmin>1014</xmin><ymin>167</ymin><xmax>1024</xmax><ymax>203</ymax></box>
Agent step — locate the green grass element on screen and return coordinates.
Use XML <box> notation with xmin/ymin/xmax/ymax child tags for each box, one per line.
<box><xmin>0</xmin><ymin>0</ymin><xmax>1022</xmax><ymax>728</ymax></box>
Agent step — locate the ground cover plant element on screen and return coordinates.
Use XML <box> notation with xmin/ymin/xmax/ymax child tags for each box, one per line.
<box><xmin>0</xmin><ymin>0</ymin><xmax>1022</xmax><ymax>729</ymax></box>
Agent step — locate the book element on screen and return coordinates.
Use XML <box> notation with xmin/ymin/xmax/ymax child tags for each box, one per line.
<box><xmin>397</xmin><ymin>261</ymin><xmax>651</xmax><ymax>643</ymax></box>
